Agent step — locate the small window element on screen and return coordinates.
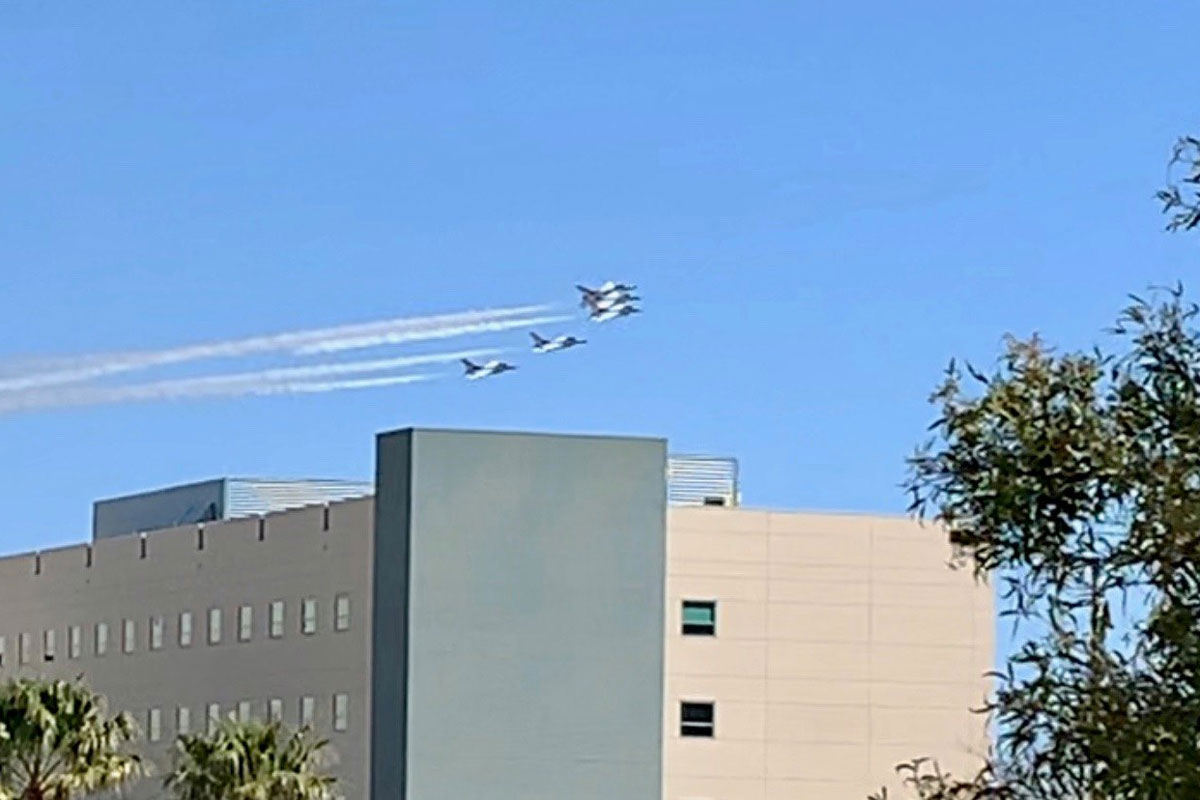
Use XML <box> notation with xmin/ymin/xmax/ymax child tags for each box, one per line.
<box><xmin>207</xmin><ymin>703</ymin><xmax>221</xmax><ymax>735</ymax></box>
<box><xmin>68</xmin><ymin>626</ymin><xmax>82</xmax><ymax>659</ymax></box>
<box><xmin>123</xmin><ymin>619</ymin><xmax>136</xmax><ymax>654</ymax></box>
<box><xmin>300</xmin><ymin>696</ymin><xmax>315</xmax><ymax>728</ymax></box>
<box><xmin>179</xmin><ymin>611</ymin><xmax>193</xmax><ymax>648</ymax></box>
<box><xmin>301</xmin><ymin>598</ymin><xmax>317</xmax><ymax>635</ymax></box>
<box><xmin>334</xmin><ymin>594</ymin><xmax>351</xmax><ymax>632</ymax></box>
<box><xmin>681</xmin><ymin>701</ymin><xmax>715</xmax><ymax>737</ymax></box>
<box><xmin>149</xmin><ymin>617</ymin><xmax>164</xmax><ymax>651</ymax></box>
<box><xmin>177</xmin><ymin>706</ymin><xmax>192</xmax><ymax>736</ymax></box>
<box><xmin>238</xmin><ymin>606</ymin><xmax>253</xmax><ymax>642</ymax></box>
<box><xmin>237</xmin><ymin>701</ymin><xmax>251</xmax><ymax>723</ymax></box>
<box><xmin>18</xmin><ymin>632</ymin><xmax>31</xmax><ymax>665</ymax></box>
<box><xmin>207</xmin><ymin>608</ymin><xmax>222</xmax><ymax>645</ymax></box>
<box><xmin>682</xmin><ymin>601</ymin><xmax>717</xmax><ymax>636</ymax></box>
<box><xmin>332</xmin><ymin>694</ymin><xmax>349</xmax><ymax>732</ymax></box>
<box><xmin>95</xmin><ymin>622</ymin><xmax>109</xmax><ymax>656</ymax></box>
<box><xmin>0</xmin><ymin>635</ymin><xmax>6</xmax><ymax>667</ymax></box>
<box><xmin>269</xmin><ymin>601</ymin><xmax>285</xmax><ymax>639</ymax></box>
<box><xmin>268</xmin><ymin>698</ymin><xmax>283</xmax><ymax>723</ymax></box>
<box><xmin>148</xmin><ymin>708</ymin><xmax>162</xmax><ymax>742</ymax></box>
<box><xmin>42</xmin><ymin>629</ymin><xmax>56</xmax><ymax>662</ymax></box>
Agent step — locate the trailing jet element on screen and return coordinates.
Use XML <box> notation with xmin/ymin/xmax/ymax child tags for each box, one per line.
<box><xmin>461</xmin><ymin>358</ymin><xmax>517</xmax><ymax>380</ymax></box>
<box><xmin>530</xmin><ymin>332</ymin><xmax>587</xmax><ymax>353</ymax></box>
<box><xmin>590</xmin><ymin>303</ymin><xmax>641</xmax><ymax>323</ymax></box>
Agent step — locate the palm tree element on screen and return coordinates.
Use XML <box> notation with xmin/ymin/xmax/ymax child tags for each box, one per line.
<box><xmin>0</xmin><ymin>677</ymin><xmax>142</xmax><ymax>800</ymax></box>
<box><xmin>165</xmin><ymin>719</ymin><xmax>336</xmax><ymax>800</ymax></box>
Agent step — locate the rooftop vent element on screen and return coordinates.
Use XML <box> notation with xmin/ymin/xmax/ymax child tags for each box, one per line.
<box><xmin>668</xmin><ymin>455</ymin><xmax>739</xmax><ymax>507</ymax></box>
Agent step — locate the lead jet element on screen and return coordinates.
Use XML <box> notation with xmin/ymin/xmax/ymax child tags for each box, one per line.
<box><xmin>530</xmin><ymin>332</ymin><xmax>587</xmax><ymax>353</ymax></box>
<box><xmin>461</xmin><ymin>358</ymin><xmax>517</xmax><ymax>380</ymax></box>
<box><xmin>576</xmin><ymin>282</ymin><xmax>639</xmax><ymax>309</ymax></box>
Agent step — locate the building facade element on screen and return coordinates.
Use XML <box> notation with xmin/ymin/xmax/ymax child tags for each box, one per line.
<box><xmin>0</xmin><ymin>427</ymin><xmax>992</xmax><ymax>800</ymax></box>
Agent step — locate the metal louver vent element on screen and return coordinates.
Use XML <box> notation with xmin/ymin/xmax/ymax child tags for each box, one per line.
<box><xmin>667</xmin><ymin>455</ymin><xmax>739</xmax><ymax>507</ymax></box>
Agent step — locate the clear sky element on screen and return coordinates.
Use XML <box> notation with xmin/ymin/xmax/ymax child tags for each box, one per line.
<box><xmin>0</xmin><ymin>2</ymin><xmax>1195</xmax><ymax>555</ymax></box>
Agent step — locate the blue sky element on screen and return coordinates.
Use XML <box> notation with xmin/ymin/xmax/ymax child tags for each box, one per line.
<box><xmin>0</xmin><ymin>2</ymin><xmax>1195</xmax><ymax>555</ymax></box>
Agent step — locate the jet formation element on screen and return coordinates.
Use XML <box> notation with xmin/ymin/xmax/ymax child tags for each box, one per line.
<box><xmin>463</xmin><ymin>281</ymin><xmax>640</xmax><ymax>380</ymax></box>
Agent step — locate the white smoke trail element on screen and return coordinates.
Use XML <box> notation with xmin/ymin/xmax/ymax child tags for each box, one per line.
<box><xmin>0</xmin><ymin>348</ymin><xmax>495</xmax><ymax>415</ymax></box>
<box><xmin>294</xmin><ymin>314</ymin><xmax>571</xmax><ymax>355</ymax></box>
<box><xmin>0</xmin><ymin>304</ymin><xmax>552</xmax><ymax>394</ymax></box>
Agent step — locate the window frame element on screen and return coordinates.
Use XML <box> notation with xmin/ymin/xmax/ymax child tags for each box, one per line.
<box><xmin>301</xmin><ymin>598</ymin><xmax>318</xmax><ymax>636</ymax></box>
<box><xmin>334</xmin><ymin>594</ymin><xmax>351</xmax><ymax>632</ymax></box>
<box><xmin>122</xmin><ymin>619</ymin><xmax>136</xmax><ymax>654</ymax></box>
<box><xmin>680</xmin><ymin>700</ymin><xmax>715</xmax><ymax>738</ymax></box>
<box><xmin>207</xmin><ymin>607</ymin><xmax>222</xmax><ymax>645</ymax></box>
<box><xmin>179</xmin><ymin>611</ymin><xmax>194</xmax><ymax>648</ymax></box>
<box><xmin>149</xmin><ymin>616</ymin><xmax>164</xmax><ymax>651</ymax></box>
<box><xmin>95</xmin><ymin>622</ymin><xmax>109</xmax><ymax>656</ymax></box>
<box><xmin>269</xmin><ymin>600</ymin><xmax>285</xmax><ymax>639</ymax></box>
<box><xmin>681</xmin><ymin>600</ymin><xmax>717</xmax><ymax>636</ymax></box>
<box><xmin>238</xmin><ymin>605</ymin><xmax>253</xmax><ymax>643</ymax></box>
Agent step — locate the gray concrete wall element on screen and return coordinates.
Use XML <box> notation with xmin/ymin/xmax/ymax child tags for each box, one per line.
<box><xmin>376</xmin><ymin>428</ymin><xmax>667</xmax><ymax>800</ymax></box>
<box><xmin>0</xmin><ymin>499</ymin><xmax>374</xmax><ymax>800</ymax></box>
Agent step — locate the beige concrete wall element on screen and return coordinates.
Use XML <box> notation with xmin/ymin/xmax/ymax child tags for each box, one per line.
<box><xmin>0</xmin><ymin>498</ymin><xmax>374</xmax><ymax>800</ymax></box>
<box><xmin>664</xmin><ymin>508</ymin><xmax>993</xmax><ymax>800</ymax></box>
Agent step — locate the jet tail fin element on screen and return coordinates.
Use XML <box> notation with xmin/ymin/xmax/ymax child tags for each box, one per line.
<box><xmin>530</xmin><ymin>332</ymin><xmax>547</xmax><ymax>346</ymax></box>
<box><xmin>461</xmin><ymin>359</ymin><xmax>479</xmax><ymax>372</ymax></box>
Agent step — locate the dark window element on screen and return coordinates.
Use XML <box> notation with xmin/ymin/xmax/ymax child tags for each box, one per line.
<box><xmin>702</xmin><ymin>496</ymin><xmax>727</xmax><ymax>507</ymax></box>
<box><xmin>681</xmin><ymin>701</ymin><xmax>714</xmax><ymax>737</ymax></box>
<box><xmin>682</xmin><ymin>600</ymin><xmax>716</xmax><ymax>636</ymax></box>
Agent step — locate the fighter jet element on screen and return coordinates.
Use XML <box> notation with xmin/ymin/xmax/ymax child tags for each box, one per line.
<box><xmin>461</xmin><ymin>358</ymin><xmax>517</xmax><ymax>380</ymax></box>
<box><xmin>590</xmin><ymin>303</ymin><xmax>641</xmax><ymax>323</ymax></box>
<box><xmin>576</xmin><ymin>282</ymin><xmax>639</xmax><ymax>309</ymax></box>
<box><xmin>530</xmin><ymin>332</ymin><xmax>587</xmax><ymax>353</ymax></box>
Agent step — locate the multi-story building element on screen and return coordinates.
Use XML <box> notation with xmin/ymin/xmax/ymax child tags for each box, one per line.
<box><xmin>0</xmin><ymin>427</ymin><xmax>992</xmax><ymax>800</ymax></box>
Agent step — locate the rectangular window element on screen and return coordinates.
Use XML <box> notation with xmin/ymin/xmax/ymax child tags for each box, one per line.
<box><xmin>681</xmin><ymin>701</ymin><xmax>715</xmax><ymax>737</ymax></box>
<box><xmin>682</xmin><ymin>600</ymin><xmax>717</xmax><ymax>636</ymax></box>
<box><xmin>301</xmin><ymin>598</ymin><xmax>317</xmax><ymax>635</ymax></box>
<box><xmin>269</xmin><ymin>601</ymin><xmax>285</xmax><ymax>639</ymax></box>
<box><xmin>334</xmin><ymin>594</ymin><xmax>351</xmax><ymax>632</ymax></box>
<box><xmin>207</xmin><ymin>608</ymin><xmax>222</xmax><ymax>645</ymax></box>
<box><xmin>268</xmin><ymin>698</ymin><xmax>283</xmax><ymax>723</ymax></box>
<box><xmin>18</xmin><ymin>632</ymin><xmax>30</xmax><ymax>665</ymax></box>
<box><xmin>299</xmin><ymin>696</ymin><xmax>315</xmax><ymax>728</ymax></box>
<box><xmin>0</xmin><ymin>635</ymin><xmax>6</xmax><ymax>667</ymax></box>
<box><xmin>237</xmin><ymin>701</ymin><xmax>251</xmax><ymax>723</ymax></box>
<box><xmin>123</xmin><ymin>619</ymin><xmax>136</xmax><ymax>654</ymax></box>
<box><xmin>207</xmin><ymin>703</ymin><xmax>221</xmax><ymax>735</ymax></box>
<box><xmin>332</xmin><ymin>694</ymin><xmax>348</xmax><ymax>732</ymax></box>
<box><xmin>95</xmin><ymin>623</ymin><xmax>109</xmax><ymax>656</ymax></box>
<box><xmin>68</xmin><ymin>626</ymin><xmax>82</xmax><ymax>659</ymax></box>
<box><xmin>42</xmin><ymin>629</ymin><xmax>56</xmax><ymax>662</ymax></box>
<box><xmin>179</xmin><ymin>611</ymin><xmax>193</xmax><ymax>647</ymax></box>
<box><xmin>148</xmin><ymin>708</ymin><xmax>162</xmax><ymax>743</ymax></box>
<box><xmin>177</xmin><ymin>706</ymin><xmax>191</xmax><ymax>736</ymax></box>
<box><xmin>149</xmin><ymin>617</ymin><xmax>164</xmax><ymax>651</ymax></box>
<box><xmin>238</xmin><ymin>606</ymin><xmax>253</xmax><ymax>642</ymax></box>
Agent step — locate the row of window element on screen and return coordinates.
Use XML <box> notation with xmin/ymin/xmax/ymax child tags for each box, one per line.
<box><xmin>0</xmin><ymin>594</ymin><xmax>352</xmax><ymax>668</ymax></box>
<box><xmin>142</xmin><ymin>693</ymin><xmax>351</xmax><ymax>742</ymax></box>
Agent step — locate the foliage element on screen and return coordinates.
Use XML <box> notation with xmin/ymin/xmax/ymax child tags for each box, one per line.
<box><xmin>1157</xmin><ymin>136</ymin><xmax>1200</xmax><ymax>231</ymax></box>
<box><xmin>870</xmin><ymin>286</ymin><xmax>1200</xmax><ymax>799</ymax></box>
<box><xmin>165</xmin><ymin>718</ymin><xmax>336</xmax><ymax>800</ymax></box>
<box><xmin>0</xmin><ymin>678</ymin><xmax>141</xmax><ymax>800</ymax></box>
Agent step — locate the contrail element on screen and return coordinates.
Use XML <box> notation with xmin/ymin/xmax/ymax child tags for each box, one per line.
<box><xmin>0</xmin><ymin>348</ymin><xmax>494</xmax><ymax>415</ymax></box>
<box><xmin>0</xmin><ymin>304</ymin><xmax>554</xmax><ymax>393</ymax></box>
<box><xmin>294</xmin><ymin>314</ymin><xmax>571</xmax><ymax>355</ymax></box>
